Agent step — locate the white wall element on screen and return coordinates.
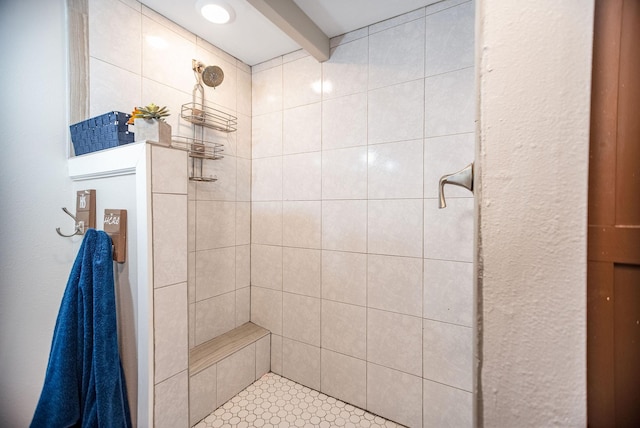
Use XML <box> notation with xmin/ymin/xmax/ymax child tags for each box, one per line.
<box><xmin>0</xmin><ymin>0</ymin><xmax>77</xmax><ymax>425</ymax></box>
<box><xmin>477</xmin><ymin>1</ymin><xmax>593</xmax><ymax>426</ymax></box>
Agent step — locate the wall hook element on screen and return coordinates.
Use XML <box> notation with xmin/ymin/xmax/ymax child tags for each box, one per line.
<box><xmin>55</xmin><ymin>189</ymin><xmax>96</xmax><ymax>238</ymax></box>
<box><xmin>55</xmin><ymin>207</ymin><xmax>85</xmax><ymax>237</ymax></box>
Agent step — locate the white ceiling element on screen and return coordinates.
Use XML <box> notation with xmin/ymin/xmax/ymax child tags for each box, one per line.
<box><xmin>139</xmin><ymin>0</ymin><xmax>439</xmax><ymax>65</ymax></box>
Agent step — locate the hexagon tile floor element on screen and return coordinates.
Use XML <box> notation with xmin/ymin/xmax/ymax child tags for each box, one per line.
<box><xmin>194</xmin><ymin>372</ymin><xmax>405</xmax><ymax>428</ymax></box>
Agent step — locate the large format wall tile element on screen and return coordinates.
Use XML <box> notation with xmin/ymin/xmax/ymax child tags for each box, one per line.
<box><xmin>252</xmin><ymin>157</ymin><xmax>283</xmax><ymax>201</ymax></box>
<box><xmin>195</xmin><ymin>247</ymin><xmax>235</xmax><ymax>301</ymax></box>
<box><xmin>155</xmin><ymin>371</ymin><xmax>188</xmax><ymax>428</ymax></box>
<box><xmin>194</xmin><ymin>292</ymin><xmax>235</xmax><ymax>345</ymax></box>
<box><xmin>368</xmin><ymin>79</ymin><xmax>424</xmax><ymax>145</ymax></box>
<box><xmin>153</xmin><ymin>193</ymin><xmax>188</xmax><ymax>288</ymax></box>
<box><xmin>154</xmin><ymin>283</ymin><xmax>188</xmax><ymax>383</ymax></box>
<box><xmin>217</xmin><ymin>344</ymin><xmax>256</xmax><ymax>405</ymax></box>
<box><xmin>424</xmin><ymin>66</ymin><xmax>475</xmax><ymax>137</ymax></box>
<box><xmin>282</xmin><ymin>201</ymin><xmax>321</xmax><ymax>249</ymax></box>
<box><xmin>189</xmin><ymin>364</ymin><xmax>217</xmax><ymax>426</ymax></box>
<box><xmin>283</xmin><ymin>247</ymin><xmax>321</xmax><ymax>297</ymax></box>
<box><xmin>321</xmin><ymin>349</ymin><xmax>367</xmax><ymax>409</ymax></box>
<box><xmin>251</xmin><ymin>287</ymin><xmax>283</xmax><ymax>335</ymax></box>
<box><xmin>367</xmin><ymin>308</ymin><xmax>422</xmax><ymax>376</ymax></box>
<box><xmin>425</xmin><ymin>1</ymin><xmax>475</xmax><ymax>76</ymax></box>
<box><xmin>283</xmin><ymin>293</ymin><xmax>321</xmax><ymax>346</ymax></box>
<box><xmin>321</xmin><ymin>250</ymin><xmax>367</xmax><ymax>306</ymax></box>
<box><xmin>283</xmin><ymin>55</ymin><xmax>321</xmax><ymax>109</ymax></box>
<box><xmin>423</xmin><ymin>379</ymin><xmax>473</xmax><ymax>428</ymax></box>
<box><xmin>251</xmin><ymin>201</ymin><xmax>283</xmax><ymax>246</ymax></box>
<box><xmin>89</xmin><ymin>0</ymin><xmax>141</xmax><ymax>74</ymax></box>
<box><xmin>252</xmin><ymin>111</ymin><xmax>282</xmax><ymax>159</ymax></box>
<box><xmin>424</xmin><ymin>259</ymin><xmax>474</xmax><ymax>327</ymax></box>
<box><xmin>369</xmin><ymin>18</ymin><xmax>425</xmax><ymax>90</ymax></box>
<box><xmin>322</xmin><ymin>93</ymin><xmax>367</xmax><ymax>150</ymax></box>
<box><xmin>368</xmin><ymin>199</ymin><xmax>423</xmax><ymax>257</ymax></box>
<box><xmin>367</xmin><ymin>363</ymin><xmax>423</xmax><ymax>428</ymax></box>
<box><xmin>283</xmin><ymin>103</ymin><xmax>321</xmax><ymax>154</ymax></box>
<box><xmin>322</xmin><ymin>37</ymin><xmax>368</xmax><ymax>100</ymax></box>
<box><xmin>282</xmin><ymin>339</ymin><xmax>321</xmax><ymax>391</ymax></box>
<box><xmin>252</xmin><ymin>65</ymin><xmax>282</xmax><ymax>116</ymax></box>
<box><xmin>321</xmin><ymin>300</ymin><xmax>366</xmax><ymax>359</ymax></box>
<box><xmin>423</xmin><ymin>319</ymin><xmax>473</xmax><ymax>391</ymax></box>
<box><xmin>424</xmin><ymin>197</ymin><xmax>474</xmax><ymax>262</ymax></box>
<box><xmin>283</xmin><ymin>152</ymin><xmax>321</xmax><ymax>201</ymax></box>
<box><xmin>322</xmin><ymin>200</ymin><xmax>367</xmax><ymax>253</ymax></box>
<box><xmin>142</xmin><ymin>16</ymin><xmax>195</xmax><ymax>91</ymax></box>
<box><xmin>368</xmin><ymin>139</ymin><xmax>424</xmax><ymax>199</ymax></box>
<box><xmin>322</xmin><ymin>147</ymin><xmax>368</xmax><ymax>200</ymax></box>
<box><xmin>251</xmin><ymin>244</ymin><xmax>283</xmax><ymax>290</ymax></box>
<box><xmin>195</xmin><ymin>201</ymin><xmax>235</xmax><ymax>250</ymax></box>
<box><xmin>368</xmin><ymin>254</ymin><xmax>423</xmax><ymax>317</ymax></box>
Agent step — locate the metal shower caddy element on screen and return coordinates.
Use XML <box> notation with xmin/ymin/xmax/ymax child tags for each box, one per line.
<box><xmin>175</xmin><ymin>59</ymin><xmax>237</xmax><ymax>182</ymax></box>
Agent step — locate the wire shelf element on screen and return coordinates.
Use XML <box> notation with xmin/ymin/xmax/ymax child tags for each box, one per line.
<box><xmin>180</xmin><ymin>102</ymin><xmax>237</xmax><ymax>133</ymax></box>
<box><xmin>171</xmin><ymin>136</ymin><xmax>224</xmax><ymax>160</ymax></box>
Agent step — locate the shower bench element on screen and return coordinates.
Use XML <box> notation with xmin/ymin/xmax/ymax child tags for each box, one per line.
<box><xmin>188</xmin><ymin>322</ymin><xmax>271</xmax><ymax>426</ymax></box>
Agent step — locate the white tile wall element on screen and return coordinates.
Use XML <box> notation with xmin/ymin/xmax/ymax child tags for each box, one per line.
<box><xmin>251</xmin><ymin>10</ymin><xmax>475</xmax><ymax>426</ymax></box>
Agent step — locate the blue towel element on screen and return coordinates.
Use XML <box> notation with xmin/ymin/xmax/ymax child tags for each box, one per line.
<box><xmin>31</xmin><ymin>229</ymin><xmax>132</xmax><ymax>428</ymax></box>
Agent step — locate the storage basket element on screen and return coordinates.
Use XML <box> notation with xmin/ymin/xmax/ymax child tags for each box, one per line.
<box><xmin>69</xmin><ymin>111</ymin><xmax>135</xmax><ymax>155</ymax></box>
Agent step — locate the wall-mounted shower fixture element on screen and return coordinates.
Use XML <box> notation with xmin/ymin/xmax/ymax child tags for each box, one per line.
<box><xmin>192</xmin><ymin>59</ymin><xmax>224</xmax><ymax>89</ymax></box>
<box><xmin>438</xmin><ymin>163</ymin><xmax>474</xmax><ymax>209</ymax></box>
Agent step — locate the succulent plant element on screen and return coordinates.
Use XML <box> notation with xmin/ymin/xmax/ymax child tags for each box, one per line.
<box><xmin>130</xmin><ymin>103</ymin><xmax>170</xmax><ymax>122</ymax></box>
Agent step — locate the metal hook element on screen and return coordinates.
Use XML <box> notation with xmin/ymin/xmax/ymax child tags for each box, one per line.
<box><xmin>55</xmin><ymin>207</ymin><xmax>85</xmax><ymax>237</ymax></box>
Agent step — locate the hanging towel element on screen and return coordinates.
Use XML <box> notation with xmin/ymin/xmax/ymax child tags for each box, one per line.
<box><xmin>31</xmin><ymin>229</ymin><xmax>132</xmax><ymax>428</ymax></box>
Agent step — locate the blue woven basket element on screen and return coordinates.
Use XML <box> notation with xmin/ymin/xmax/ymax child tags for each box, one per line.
<box><xmin>69</xmin><ymin>111</ymin><xmax>135</xmax><ymax>155</ymax></box>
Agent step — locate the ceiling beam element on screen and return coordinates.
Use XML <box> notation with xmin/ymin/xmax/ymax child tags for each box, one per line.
<box><xmin>246</xmin><ymin>0</ymin><xmax>330</xmax><ymax>62</ymax></box>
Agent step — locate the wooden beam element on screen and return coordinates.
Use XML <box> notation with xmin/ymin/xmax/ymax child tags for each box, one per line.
<box><xmin>247</xmin><ymin>0</ymin><xmax>330</xmax><ymax>62</ymax></box>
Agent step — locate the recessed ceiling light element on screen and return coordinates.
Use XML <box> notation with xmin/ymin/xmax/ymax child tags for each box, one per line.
<box><xmin>198</xmin><ymin>1</ymin><xmax>235</xmax><ymax>24</ymax></box>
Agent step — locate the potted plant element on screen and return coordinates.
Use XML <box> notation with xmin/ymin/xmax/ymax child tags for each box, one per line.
<box><xmin>129</xmin><ymin>103</ymin><xmax>171</xmax><ymax>146</ymax></box>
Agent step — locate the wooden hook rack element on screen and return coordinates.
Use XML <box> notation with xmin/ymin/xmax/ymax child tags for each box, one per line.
<box><xmin>56</xmin><ymin>189</ymin><xmax>128</xmax><ymax>263</ymax></box>
<box><xmin>104</xmin><ymin>209</ymin><xmax>127</xmax><ymax>263</ymax></box>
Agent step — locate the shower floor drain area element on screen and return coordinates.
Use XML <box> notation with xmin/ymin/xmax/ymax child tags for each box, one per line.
<box><xmin>194</xmin><ymin>372</ymin><xmax>405</xmax><ymax>428</ymax></box>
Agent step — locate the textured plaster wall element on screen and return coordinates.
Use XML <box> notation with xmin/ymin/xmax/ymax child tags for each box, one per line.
<box><xmin>477</xmin><ymin>1</ymin><xmax>594</xmax><ymax>426</ymax></box>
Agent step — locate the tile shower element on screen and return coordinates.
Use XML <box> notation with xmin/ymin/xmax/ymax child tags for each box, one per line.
<box><xmin>86</xmin><ymin>0</ymin><xmax>475</xmax><ymax>426</ymax></box>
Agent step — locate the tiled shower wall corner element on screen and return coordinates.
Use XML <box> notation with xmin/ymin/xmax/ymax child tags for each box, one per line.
<box><xmin>250</xmin><ymin>1</ymin><xmax>475</xmax><ymax>427</ymax></box>
<box><xmin>88</xmin><ymin>0</ymin><xmax>251</xmax><ymax>426</ymax></box>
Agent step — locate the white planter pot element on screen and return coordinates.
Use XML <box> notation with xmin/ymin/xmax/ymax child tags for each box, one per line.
<box><xmin>134</xmin><ymin>118</ymin><xmax>171</xmax><ymax>146</ymax></box>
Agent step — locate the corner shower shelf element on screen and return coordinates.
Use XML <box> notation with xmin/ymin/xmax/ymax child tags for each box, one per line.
<box><xmin>180</xmin><ymin>102</ymin><xmax>237</xmax><ymax>133</ymax></box>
